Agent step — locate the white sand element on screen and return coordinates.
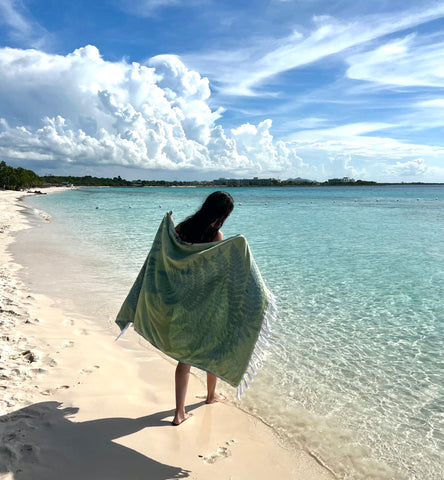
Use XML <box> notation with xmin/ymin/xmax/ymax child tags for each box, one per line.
<box><xmin>0</xmin><ymin>189</ymin><xmax>334</xmax><ymax>480</ymax></box>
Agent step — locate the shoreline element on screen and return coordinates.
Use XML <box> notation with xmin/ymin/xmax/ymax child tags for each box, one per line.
<box><xmin>0</xmin><ymin>189</ymin><xmax>334</xmax><ymax>480</ymax></box>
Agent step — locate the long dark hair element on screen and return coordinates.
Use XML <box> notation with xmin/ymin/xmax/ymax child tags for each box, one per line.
<box><xmin>178</xmin><ymin>191</ymin><xmax>234</xmax><ymax>243</ymax></box>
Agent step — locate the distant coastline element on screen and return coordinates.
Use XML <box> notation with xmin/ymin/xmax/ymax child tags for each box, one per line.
<box><xmin>1</xmin><ymin>161</ymin><xmax>443</xmax><ymax>190</ymax></box>
<box><xmin>38</xmin><ymin>175</ymin><xmax>443</xmax><ymax>188</ymax></box>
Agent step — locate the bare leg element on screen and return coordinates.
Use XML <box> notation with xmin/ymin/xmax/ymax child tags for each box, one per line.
<box><xmin>172</xmin><ymin>362</ymin><xmax>192</xmax><ymax>425</ymax></box>
<box><xmin>206</xmin><ymin>372</ymin><xmax>226</xmax><ymax>404</ymax></box>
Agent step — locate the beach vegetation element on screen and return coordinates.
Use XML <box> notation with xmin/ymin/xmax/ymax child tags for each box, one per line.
<box><xmin>41</xmin><ymin>174</ymin><xmax>134</xmax><ymax>187</ymax></box>
<box><xmin>1</xmin><ymin>162</ymin><xmax>440</xmax><ymax>191</ymax></box>
<box><xmin>0</xmin><ymin>161</ymin><xmax>42</xmax><ymax>190</ymax></box>
<box><xmin>40</xmin><ymin>175</ymin><xmax>215</xmax><ymax>187</ymax></box>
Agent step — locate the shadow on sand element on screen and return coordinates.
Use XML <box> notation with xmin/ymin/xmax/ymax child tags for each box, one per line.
<box><xmin>0</xmin><ymin>400</ymin><xmax>205</xmax><ymax>480</ymax></box>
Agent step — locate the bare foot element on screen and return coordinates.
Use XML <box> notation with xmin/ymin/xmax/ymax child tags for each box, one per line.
<box><xmin>171</xmin><ymin>412</ymin><xmax>193</xmax><ymax>426</ymax></box>
<box><xmin>206</xmin><ymin>392</ymin><xmax>226</xmax><ymax>404</ymax></box>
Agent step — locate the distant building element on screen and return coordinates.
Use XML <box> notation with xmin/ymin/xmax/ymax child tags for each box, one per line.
<box><xmin>213</xmin><ymin>177</ymin><xmax>281</xmax><ymax>186</ymax></box>
<box><xmin>328</xmin><ymin>177</ymin><xmax>356</xmax><ymax>185</ymax></box>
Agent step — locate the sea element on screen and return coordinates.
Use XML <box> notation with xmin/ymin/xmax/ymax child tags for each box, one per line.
<box><xmin>22</xmin><ymin>185</ymin><xmax>444</xmax><ymax>479</ymax></box>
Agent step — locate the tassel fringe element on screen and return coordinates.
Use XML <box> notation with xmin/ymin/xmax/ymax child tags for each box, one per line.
<box><xmin>115</xmin><ymin>293</ymin><xmax>277</xmax><ymax>401</ymax></box>
<box><xmin>114</xmin><ymin>322</ymin><xmax>133</xmax><ymax>341</ymax></box>
<box><xmin>237</xmin><ymin>291</ymin><xmax>276</xmax><ymax>400</ymax></box>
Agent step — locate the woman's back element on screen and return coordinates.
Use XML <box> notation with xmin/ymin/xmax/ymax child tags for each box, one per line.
<box><xmin>176</xmin><ymin>223</ymin><xmax>224</xmax><ymax>243</ymax></box>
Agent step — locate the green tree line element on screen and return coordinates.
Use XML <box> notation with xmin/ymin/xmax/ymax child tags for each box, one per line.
<box><xmin>42</xmin><ymin>174</ymin><xmax>133</xmax><ymax>187</ymax></box>
<box><xmin>0</xmin><ymin>161</ymin><xmax>42</xmax><ymax>190</ymax></box>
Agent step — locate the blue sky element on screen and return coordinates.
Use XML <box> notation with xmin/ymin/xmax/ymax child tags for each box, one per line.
<box><xmin>0</xmin><ymin>0</ymin><xmax>443</xmax><ymax>181</ymax></box>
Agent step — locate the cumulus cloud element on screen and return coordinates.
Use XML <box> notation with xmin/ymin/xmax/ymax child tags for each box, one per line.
<box><xmin>285</xmin><ymin>121</ymin><xmax>444</xmax><ymax>181</ymax></box>
<box><xmin>0</xmin><ymin>45</ymin><xmax>303</xmax><ymax>175</ymax></box>
<box><xmin>385</xmin><ymin>158</ymin><xmax>427</xmax><ymax>177</ymax></box>
<box><xmin>328</xmin><ymin>153</ymin><xmax>362</xmax><ymax>179</ymax></box>
<box><xmin>1</xmin><ymin>45</ymin><xmax>443</xmax><ymax>182</ymax></box>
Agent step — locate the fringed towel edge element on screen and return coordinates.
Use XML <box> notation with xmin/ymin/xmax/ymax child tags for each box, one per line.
<box><xmin>236</xmin><ymin>290</ymin><xmax>276</xmax><ymax>400</ymax></box>
<box><xmin>115</xmin><ymin>292</ymin><xmax>276</xmax><ymax>400</ymax></box>
<box><xmin>114</xmin><ymin>321</ymin><xmax>133</xmax><ymax>341</ymax></box>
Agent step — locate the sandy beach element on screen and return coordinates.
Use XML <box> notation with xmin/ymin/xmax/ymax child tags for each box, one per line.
<box><xmin>0</xmin><ymin>189</ymin><xmax>334</xmax><ymax>480</ymax></box>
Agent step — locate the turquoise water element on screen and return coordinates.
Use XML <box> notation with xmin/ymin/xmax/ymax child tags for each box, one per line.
<box><xmin>27</xmin><ymin>186</ymin><xmax>444</xmax><ymax>479</ymax></box>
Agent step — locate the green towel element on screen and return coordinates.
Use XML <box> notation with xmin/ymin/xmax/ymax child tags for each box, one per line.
<box><xmin>116</xmin><ymin>212</ymin><xmax>274</xmax><ymax>394</ymax></box>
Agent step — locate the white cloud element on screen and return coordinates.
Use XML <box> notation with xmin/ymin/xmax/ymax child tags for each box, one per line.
<box><xmin>148</xmin><ymin>54</ymin><xmax>211</xmax><ymax>101</ymax></box>
<box><xmin>328</xmin><ymin>153</ymin><xmax>364</xmax><ymax>180</ymax></box>
<box><xmin>283</xmin><ymin>120</ymin><xmax>444</xmax><ymax>181</ymax></box>
<box><xmin>405</xmin><ymin>98</ymin><xmax>444</xmax><ymax>129</ymax></box>
<box><xmin>416</xmin><ymin>99</ymin><xmax>444</xmax><ymax>108</ymax></box>
<box><xmin>0</xmin><ymin>0</ymin><xmax>30</xmax><ymax>35</ymax></box>
<box><xmin>346</xmin><ymin>34</ymin><xmax>444</xmax><ymax>87</ymax></box>
<box><xmin>0</xmin><ymin>45</ymin><xmax>304</xmax><ymax>175</ymax></box>
<box><xmin>293</xmin><ymin>122</ymin><xmax>394</xmax><ymax>140</ymax></box>
<box><xmin>291</xmin><ymin>126</ymin><xmax>444</xmax><ymax>161</ymax></box>
<box><xmin>0</xmin><ymin>0</ymin><xmax>49</xmax><ymax>47</ymax></box>
<box><xmin>0</xmin><ymin>45</ymin><xmax>442</xmax><ymax>182</ymax></box>
<box><xmin>118</xmin><ymin>0</ymin><xmax>202</xmax><ymax>17</ymax></box>
<box><xmin>385</xmin><ymin>158</ymin><xmax>427</xmax><ymax>176</ymax></box>
<box><xmin>182</xmin><ymin>4</ymin><xmax>444</xmax><ymax>95</ymax></box>
<box><xmin>230</xmin><ymin>119</ymin><xmax>307</xmax><ymax>173</ymax></box>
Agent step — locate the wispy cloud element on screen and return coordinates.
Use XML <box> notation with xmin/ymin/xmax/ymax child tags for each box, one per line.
<box><xmin>397</xmin><ymin>97</ymin><xmax>444</xmax><ymax>130</ymax></box>
<box><xmin>117</xmin><ymin>0</ymin><xmax>204</xmax><ymax>18</ymax></box>
<box><xmin>290</xmin><ymin>123</ymin><xmax>444</xmax><ymax>162</ymax></box>
<box><xmin>181</xmin><ymin>4</ymin><xmax>444</xmax><ymax>96</ymax></box>
<box><xmin>346</xmin><ymin>33</ymin><xmax>444</xmax><ymax>87</ymax></box>
<box><xmin>0</xmin><ymin>0</ymin><xmax>49</xmax><ymax>47</ymax></box>
<box><xmin>0</xmin><ymin>0</ymin><xmax>30</xmax><ymax>35</ymax></box>
<box><xmin>416</xmin><ymin>99</ymin><xmax>444</xmax><ymax>108</ymax></box>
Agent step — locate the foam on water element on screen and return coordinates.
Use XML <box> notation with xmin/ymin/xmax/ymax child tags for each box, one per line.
<box><xmin>26</xmin><ymin>186</ymin><xmax>444</xmax><ymax>479</ymax></box>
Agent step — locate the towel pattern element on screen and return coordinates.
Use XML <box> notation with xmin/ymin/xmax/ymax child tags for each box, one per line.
<box><xmin>116</xmin><ymin>212</ymin><xmax>275</xmax><ymax>397</ymax></box>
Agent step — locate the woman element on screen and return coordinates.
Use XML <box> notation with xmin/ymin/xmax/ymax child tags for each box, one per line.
<box><xmin>172</xmin><ymin>190</ymin><xmax>234</xmax><ymax>425</ymax></box>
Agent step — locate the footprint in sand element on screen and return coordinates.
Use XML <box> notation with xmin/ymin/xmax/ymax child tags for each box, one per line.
<box><xmin>200</xmin><ymin>440</ymin><xmax>236</xmax><ymax>464</ymax></box>
<box><xmin>79</xmin><ymin>365</ymin><xmax>100</xmax><ymax>375</ymax></box>
<box><xmin>24</xmin><ymin>317</ymin><xmax>40</xmax><ymax>324</ymax></box>
<box><xmin>62</xmin><ymin>319</ymin><xmax>75</xmax><ymax>326</ymax></box>
<box><xmin>41</xmin><ymin>357</ymin><xmax>58</xmax><ymax>368</ymax></box>
<box><xmin>20</xmin><ymin>443</ymin><xmax>39</xmax><ymax>461</ymax></box>
<box><xmin>31</xmin><ymin>368</ymin><xmax>47</xmax><ymax>375</ymax></box>
<box><xmin>74</xmin><ymin>329</ymin><xmax>88</xmax><ymax>336</ymax></box>
<box><xmin>40</xmin><ymin>385</ymin><xmax>70</xmax><ymax>396</ymax></box>
<box><xmin>61</xmin><ymin>341</ymin><xmax>74</xmax><ymax>349</ymax></box>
